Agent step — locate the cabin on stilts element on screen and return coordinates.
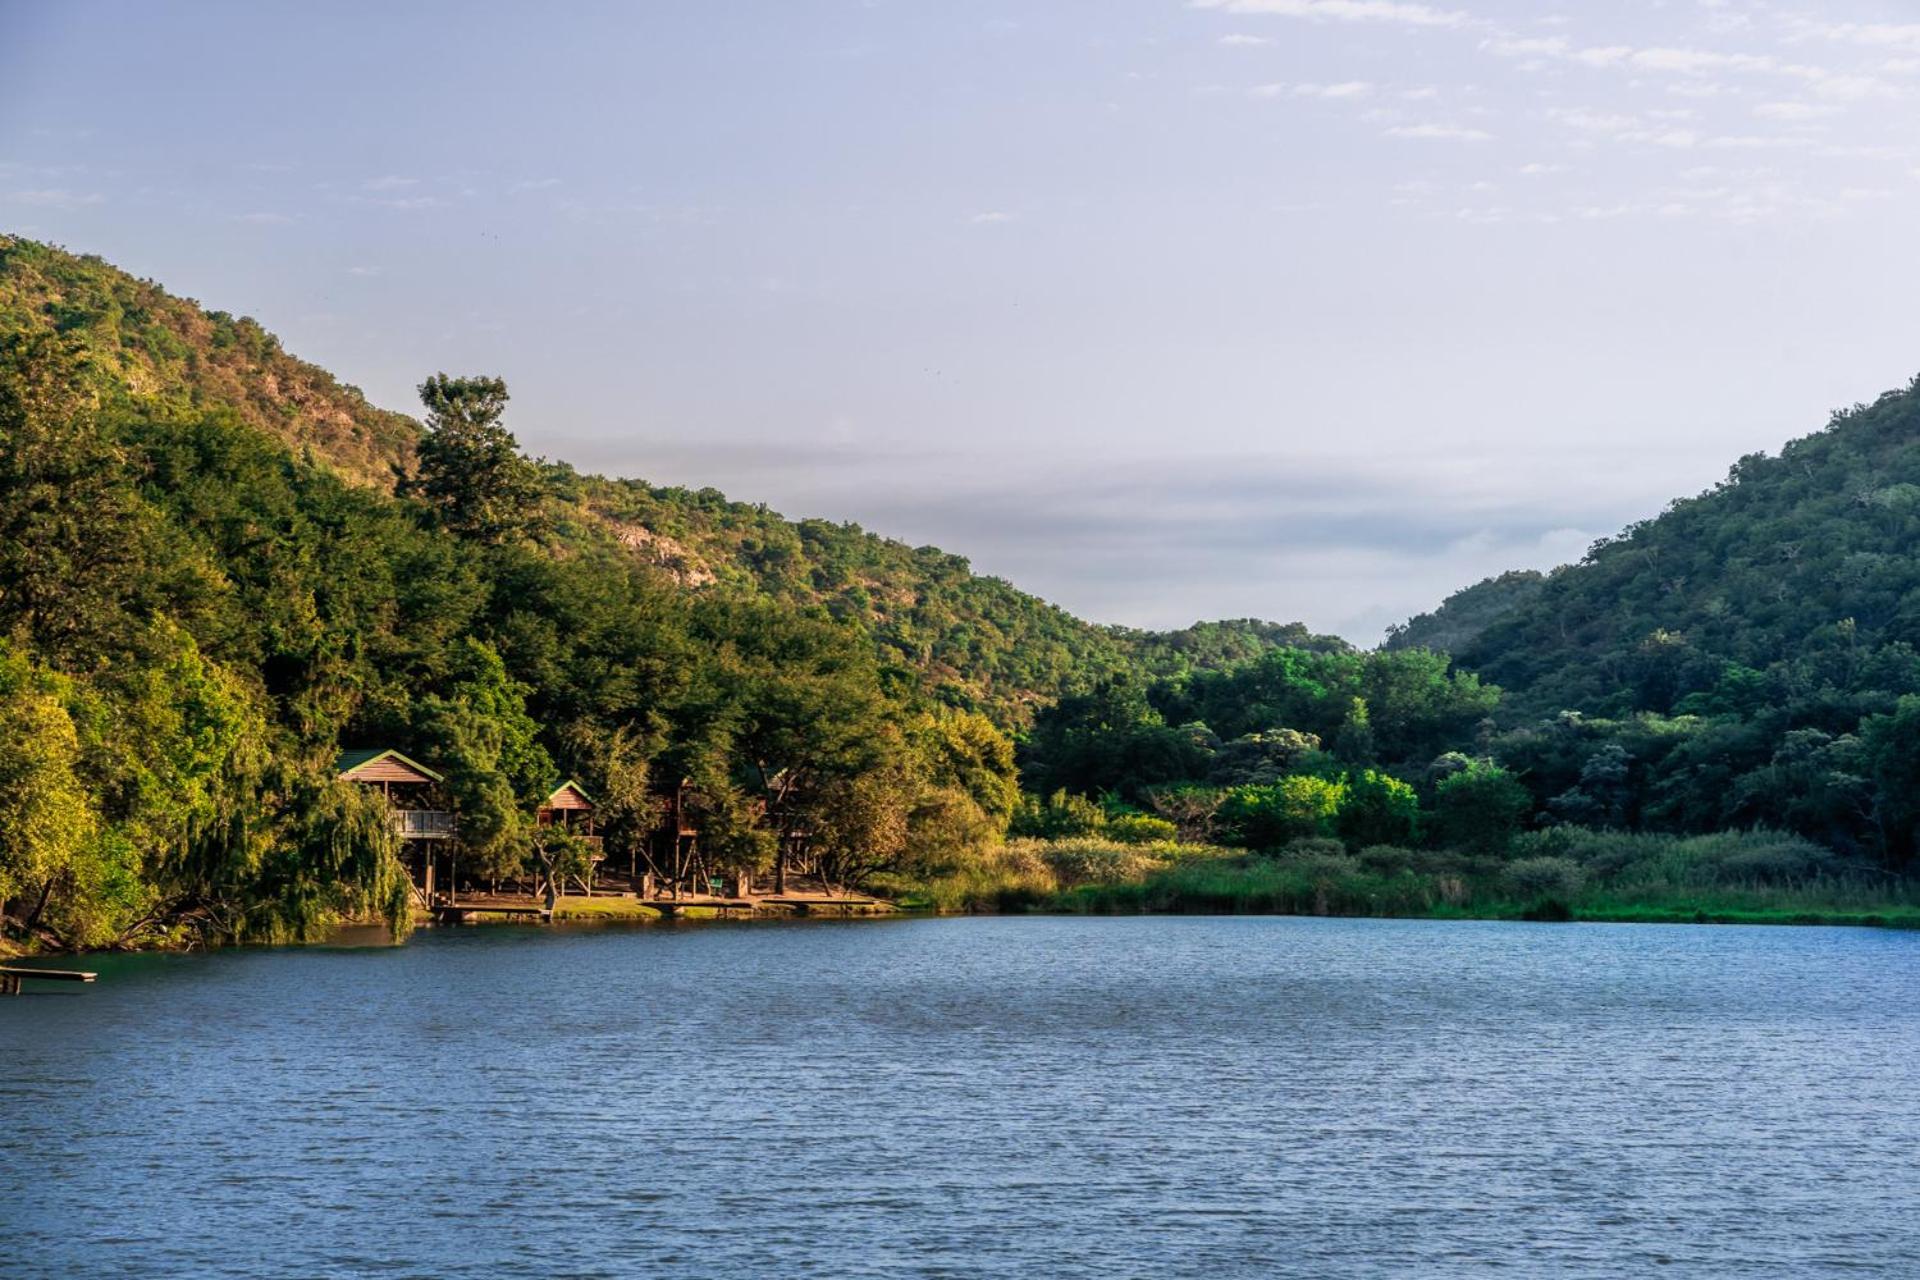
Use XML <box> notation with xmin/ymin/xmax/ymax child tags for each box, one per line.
<box><xmin>337</xmin><ymin>748</ymin><xmax>456</xmax><ymax>904</ymax></box>
<box><xmin>536</xmin><ymin>780</ymin><xmax>605</xmax><ymax>895</ymax></box>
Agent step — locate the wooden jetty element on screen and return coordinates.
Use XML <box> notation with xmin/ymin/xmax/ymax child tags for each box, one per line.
<box><xmin>640</xmin><ymin>895</ymin><xmax>757</xmax><ymax>917</ymax></box>
<box><xmin>0</xmin><ymin>965</ymin><xmax>99</xmax><ymax>996</ymax></box>
<box><xmin>432</xmin><ymin>900</ymin><xmax>552</xmax><ymax>925</ymax></box>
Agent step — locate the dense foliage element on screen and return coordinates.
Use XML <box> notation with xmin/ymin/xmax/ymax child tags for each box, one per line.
<box><xmin>0</xmin><ymin>327</ymin><xmax>1023</xmax><ymax>946</ymax></box>
<box><xmin>7</xmin><ymin>235</ymin><xmax>1920</xmax><ymax>947</ymax></box>
<box><xmin>1015</xmin><ymin>378</ymin><xmax>1920</xmax><ymax>884</ymax></box>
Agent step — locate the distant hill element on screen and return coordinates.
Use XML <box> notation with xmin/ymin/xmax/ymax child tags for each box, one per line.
<box><xmin>0</xmin><ymin>235</ymin><xmax>1309</xmax><ymax>724</ymax></box>
<box><xmin>1385</xmin><ymin>570</ymin><xmax>1545</xmax><ymax>656</ymax></box>
<box><xmin>1448</xmin><ymin>378</ymin><xmax>1920</xmax><ymax>720</ymax></box>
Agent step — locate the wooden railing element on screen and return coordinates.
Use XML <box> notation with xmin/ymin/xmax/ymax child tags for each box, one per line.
<box><xmin>392</xmin><ymin>809</ymin><xmax>456</xmax><ymax>840</ymax></box>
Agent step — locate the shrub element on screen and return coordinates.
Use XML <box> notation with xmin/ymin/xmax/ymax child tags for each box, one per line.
<box><xmin>1104</xmin><ymin>813</ymin><xmax>1179</xmax><ymax>845</ymax></box>
<box><xmin>1219</xmin><ymin>775</ymin><xmax>1347</xmax><ymax>848</ymax></box>
<box><xmin>1338</xmin><ymin>769</ymin><xmax>1419</xmax><ymax>846</ymax></box>
<box><xmin>1504</xmin><ymin>856</ymin><xmax>1585</xmax><ymax>903</ymax></box>
<box><xmin>1356</xmin><ymin>843</ymin><xmax>1415</xmax><ymax>874</ymax></box>
<box><xmin>1026</xmin><ymin>837</ymin><xmax>1159</xmax><ymax>887</ymax></box>
<box><xmin>1010</xmin><ymin>789</ymin><xmax>1107</xmax><ymax>840</ymax></box>
<box><xmin>1434</xmin><ymin>761</ymin><xmax>1532</xmax><ymax>854</ymax></box>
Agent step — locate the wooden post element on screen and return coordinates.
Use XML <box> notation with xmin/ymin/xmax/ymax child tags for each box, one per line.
<box><xmin>0</xmin><ymin>972</ymin><xmax>18</xmax><ymax>997</ymax></box>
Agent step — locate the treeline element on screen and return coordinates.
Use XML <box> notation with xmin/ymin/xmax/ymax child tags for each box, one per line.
<box><xmin>1014</xmin><ymin>611</ymin><xmax>1920</xmax><ymax>875</ymax></box>
<box><xmin>0</xmin><ymin>338</ymin><xmax>1018</xmax><ymax>948</ymax></box>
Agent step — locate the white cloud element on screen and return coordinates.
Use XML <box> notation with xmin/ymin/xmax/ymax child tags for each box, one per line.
<box><xmin>1518</xmin><ymin>161</ymin><xmax>1569</xmax><ymax>174</ymax></box>
<box><xmin>1384</xmin><ymin>121</ymin><xmax>1493</xmax><ymax>141</ymax></box>
<box><xmin>234</xmin><ymin>211</ymin><xmax>294</xmax><ymax>224</ymax></box>
<box><xmin>1482</xmin><ymin>35</ymin><xmax>1567</xmax><ymax>59</ymax></box>
<box><xmin>1261</xmin><ymin>79</ymin><xmax>1376</xmax><ymax>98</ymax></box>
<box><xmin>1814</xmin><ymin>22</ymin><xmax>1920</xmax><ymax>53</ymax></box>
<box><xmin>1217</xmin><ymin>33</ymin><xmax>1271</xmax><ymax>45</ymax></box>
<box><xmin>1189</xmin><ymin>0</ymin><xmax>1471</xmax><ymax>30</ymax></box>
<box><xmin>5</xmin><ymin>188</ymin><xmax>104</xmax><ymax>208</ymax></box>
<box><xmin>347</xmin><ymin>266</ymin><xmax>382</xmax><ymax>277</ymax></box>
<box><xmin>1753</xmin><ymin>101</ymin><xmax>1839</xmax><ymax>121</ymax></box>
<box><xmin>969</xmin><ymin>211</ymin><xmax>1015</xmax><ymax>224</ymax></box>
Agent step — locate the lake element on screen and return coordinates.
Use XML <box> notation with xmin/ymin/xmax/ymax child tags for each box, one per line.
<box><xmin>3</xmin><ymin>916</ymin><xmax>1917</xmax><ymax>1278</ymax></box>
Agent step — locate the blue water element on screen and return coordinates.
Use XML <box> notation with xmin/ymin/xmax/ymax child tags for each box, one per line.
<box><xmin>3</xmin><ymin>916</ymin><xmax>1917</xmax><ymax>1278</ymax></box>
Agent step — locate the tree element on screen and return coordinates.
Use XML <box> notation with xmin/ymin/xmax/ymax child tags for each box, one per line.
<box><xmin>1338</xmin><ymin>769</ymin><xmax>1419</xmax><ymax>847</ymax></box>
<box><xmin>1433</xmin><ymin>761</ymin><xmax>1532</xmax><ymax>854</ymax></box>
<box><xmin>1219</xmin><ymin>775</ymin><xmax>1347</xmax><ymax>849</ymax></box>
<box><xmin>414</xmin><ymin>639</ymin><xmax>555</xmax><ymax>884</ymax></box>
<box><xmin>0</xmin><ymin>646</ymin><xmax>96</xmax><ymax>936</ymax></box>
<box><xmin>411</xmin><ymin>373</ymin><xmax>542</xmax><ymax>541</ymax></box>
<box><xmin>0</xmin><ymin>331</ymin><xmax>152</xmax><ymax>668</ymax></box>
<box><xmin>1861</xmin><ymin>696</ymin><xmax>1920</xmax><ymax>866</ymax></box>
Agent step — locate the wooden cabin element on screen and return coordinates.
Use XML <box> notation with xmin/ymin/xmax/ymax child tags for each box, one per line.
<box><xmin>537</xmin><ymin>780</ymin><xmax>605</xmax><ymax>895</ymax></box>
<box><xmin>337</xmin><ymin>748</ymin><xmax>455</xmax><ymax>902</ymax></box>
<box><xmin>536</xmin><ymin>780</ymin><xmax>598</xmax><ymax>841</ymax></box>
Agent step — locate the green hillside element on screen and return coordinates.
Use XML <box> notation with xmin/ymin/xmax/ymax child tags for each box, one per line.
<box><xmin>0</xmin><ymin>236</ymin><xmax>1314</xmax><ymax>728</ymax></box>
<box><xmin>1441</xmin><ymin>378</ymin><xmax>1920</xmax><ymax>861</ymax></box>
<box><xmin>7</xmin><ymin>233</ymin><xmax>1915</xmax><ymax>953</ymax></box>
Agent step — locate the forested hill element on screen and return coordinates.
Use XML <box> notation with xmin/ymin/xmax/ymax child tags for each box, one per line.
<box><xmin>0</xmin><ymin>236</ymin><xmax>1309</xmax><ymax>723</ymax></box>
<box><xmin>1452</xmin><ymin>379</ymin><xmax>1920</xmax><ymax>720</ymax></box>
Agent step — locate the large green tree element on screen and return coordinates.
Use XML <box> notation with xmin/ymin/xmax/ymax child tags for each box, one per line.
<box><xmin>411</xmin><ymin>374</ymin><xmax>542</xmax><ymax>542</ymax></box>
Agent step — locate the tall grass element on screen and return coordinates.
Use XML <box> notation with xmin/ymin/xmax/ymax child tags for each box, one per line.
<box><xmin>896</xmin><ymin>828</ymin><xmax>1920</xmax><ymax>927</ymax></box>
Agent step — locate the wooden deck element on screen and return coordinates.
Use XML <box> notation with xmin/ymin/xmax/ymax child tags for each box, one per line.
<box><xmin>641</xmin><ymin>896</ymin><xmax>757</xmax><ymax>913</ymax></box>
<box><xmin>432</xmin><ymin>900</ymin><xmax>552</xmax><ymax>923</ymax></box>
<box><xmin>0</xmin><ymin>965</ymin><xmax>99</xmax><ymax>995</ymax></box>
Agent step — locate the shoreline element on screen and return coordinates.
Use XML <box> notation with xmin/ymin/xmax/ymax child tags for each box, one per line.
<box><xmin>11</xmin><ymin>895</ymin><xmax>1916</xmax><ymax>962</ymax></box>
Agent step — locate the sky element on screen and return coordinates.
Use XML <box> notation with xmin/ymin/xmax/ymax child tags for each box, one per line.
<box><xmin>3</xmin><ymin>0</ymin><xmax>1919</xmax><ymax>641</ymax></box>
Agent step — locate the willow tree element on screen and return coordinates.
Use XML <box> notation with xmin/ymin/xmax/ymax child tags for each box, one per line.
<box><xmin>0</xmin><ymin>645</ymin><xmax>95</xmax><ymax>941</ymax></box>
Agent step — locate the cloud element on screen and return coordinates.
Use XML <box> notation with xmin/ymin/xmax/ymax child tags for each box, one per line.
<box><xmin>1812</xmin><ymin>21</ymin><xmax>1920</xmax><ymax>53</ymax></box>
<box><xmin>509</xmin><ymin>177</ymin><xmax>562</xmax><ymax>193</ymax></box>
<box><xmin>1252</xmin><ymin>80</ymin><xmax>1375</xmax><ymax>98</ymax></box>
<box><xmin>234</xmin><ymin>211</ymin><xmax>295</xmax><ymax>224</ymax></box>
<box><xmin>1189</xmin><ymin>0</ymin><xmax>1471</xmax><ymax>30</ymax></box>
<box><xmin>969</xmin><ymin>211</ymin><xmax>1015</xmax><ymax>224</ymax></box>
<box><xmin>1384</xmin><ymin>121</ymin><xmax>1492</xmax><ymax>141</ymax></box>
<box><xmin>1217</xmin><ymin>33</ymin><xmax>1271</xmax><ymax>45</ymax></box>
<box><xmin>1753</xmin><ymin>100</ymin><xmax>1839</xmax><ymax>121</ymax></box>
<box><xmin>560</xmin><ymin>438</ymin><xmax>1657</xmax><ymax>637</ymax></box>
<box><xmin>4</xmin><ymin>188</ymin><xmax>105</xmax><ymax>208</ymax></box>
<box><xmin>362</xmin><ymin>175</ymin><xmax>419</xmax><ymax>191</ymax></box>
<box><xmin>347</xmin><ymin>266</ymin><xmax>382</xmax><ymax>277</ymax></box>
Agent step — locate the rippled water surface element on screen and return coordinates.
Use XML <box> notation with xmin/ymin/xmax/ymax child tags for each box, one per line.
<box><xmin>4</xmin><ymin>916</ymin><xmax>1918</xmax><ymax>1277</ymax></box>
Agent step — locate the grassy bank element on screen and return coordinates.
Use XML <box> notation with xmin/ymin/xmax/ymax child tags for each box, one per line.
<box><xmin>891</xmin><ymin>829</ymin><xmax>1920</xmax><ymax>929</ymax></box>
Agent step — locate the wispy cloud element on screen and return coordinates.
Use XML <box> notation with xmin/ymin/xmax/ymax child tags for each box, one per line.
<box><xmin>1190</xmin><ymin>0</ymin><xmax>1471</xmax><ymax>30</ymax></box>
<box><xmin>361</xmin><ymin>175</ymin><xmax>419</xmax><ymax>191</ymax></box>
<box><xmin>1217</xmin><ymin>33</ymin><xmax>1271</xmax><ymax>46</ymax></box>
<box><xmin>1252</xmin><ymin>80</ymin><xmax>1375</xmax><ymax>98</ymax></box>
<box><xmin>5</xmin><ymin>188</ymin><xmax>105</xmax><ymax>208</ymax></box>
<box><xmin>969</xmin><ymin>211</ymin><xmax>1015</xmax><ymax>224</ymax></box>
<box><xmin>1384</xmin><ymin>121</ymin><xmax>1492</xmax><ymax>141</ymax></box>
